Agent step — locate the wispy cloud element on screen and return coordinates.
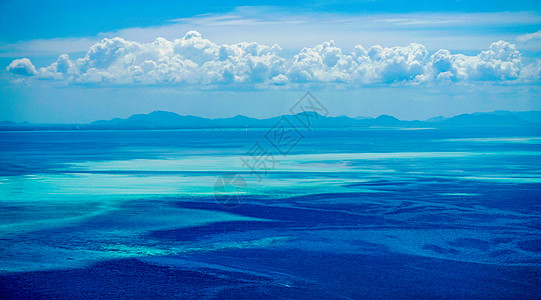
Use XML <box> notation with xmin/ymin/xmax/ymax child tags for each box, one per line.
<box><xmin>517</xmin><ymin>30</ymin><xmax>541</xmax><ymax>42</ymax></box>
<box><xmin>2</xmin><ymin>7</ymin><xmax>541</xmax><ymax>60</ymax></box>
<box><xmin>0</xmin><ymin>37</ymin><xmax>97</xmax><ymax>57</ymax></box>
<box><xmin>165</xmin><ymin>7</ymin><xmax>540</xmax><ymax>30</ymax></box>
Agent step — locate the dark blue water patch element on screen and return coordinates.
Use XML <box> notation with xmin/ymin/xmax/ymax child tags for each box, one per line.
<box><xmin>324</xmin><ymin>183</ymin><xmax>539</xmax><ymax>217</ymax></box>
<box><xmin>169</xmin><ymin>197</ymin><xmax>510</xmax><ymax>232</ymax></box>
<box><xmin>492</xmin><ymin>237</ymin><xmax>515</xmax><ymax>243</ymax></box>
<box><xmin>148</xmin><ymin>220</ymin><xmax>291</xmax><ymax>242</ymax></box>
<box><xmin>172</xmin><ymin>200</ymin><xmax>405</xmax><ymax>228</ymax></box>
<box><xmin>447</xmin><ymin>238</ymin><xmax>492</xmax><ymax>251</ymax></box>
<box><xmin>384</xmin><ymin>205</ymin><xmax>448</xmax><ymax>215</ymax></box>
<box><xmin>343</xmin><ymin>177</ymin><xmax>468</xmax><ymax>193</ymax></box>
<box><xmin>275</xmin><ymin>192</ymin><xmax>383</xmax><ymax>202</ymax></box>
<box><xmin>0</xmin><ymin>258</ymin><xmax>280</xmax><ymax>299</ymax></box>
<box><xmin>490</xmin><ymin>249</ymin><xmax>519</xmax><ymax>257</ymax></box>
<box><xmin>1</xmin><ymin>250</ymin><xmax>539</xmax><ymax>299</ymax></box>
<box><xmin>422</xmin><ymin>244</ymin><xmax>461</xmax><ymax>255</ymax></box>
<box><xmin>182</xmin><ymin>248</ymin><xmax>541</xmax><ymax>299</ymax></box>
<box><xmin>402</xmin><ymin>213</ymin><xmax>464</xmax><ymax>224</ymax></box>
<box><xmin>344</xmin><ymin>177</ymin><xmax>541</xmax><ymax>213</ymax></box>
<box><xmin>518</xmin><ymin>239</ymin><xmax>541</xmax><ymax>253</ymax></box>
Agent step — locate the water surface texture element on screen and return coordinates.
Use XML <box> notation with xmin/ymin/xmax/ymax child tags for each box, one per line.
<box><xmin>1</xmin><ymin>127</ymin><xmax>540</xmax><ymax>298</ymax></box>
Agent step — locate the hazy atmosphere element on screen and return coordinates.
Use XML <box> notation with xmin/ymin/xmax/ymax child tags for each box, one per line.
<box><xmin>1</xmin><ymin>0</ymin><xmax>541</xmax><ymax>122</ymax></box>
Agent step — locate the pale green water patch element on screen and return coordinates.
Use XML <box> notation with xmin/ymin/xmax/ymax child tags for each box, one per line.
<box><xmin>63</xmin><ymin>151</ymin><xmax>541</xmax><ymax>175</ymax></box>
<box><xmin>1</xmin><ymin>235</ymin><xmax>291</xmax><ymax>273</ymax></box>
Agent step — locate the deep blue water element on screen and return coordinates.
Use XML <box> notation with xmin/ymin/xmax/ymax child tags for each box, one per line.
<box><xmin>0</xmin><ymin>127</ymin><xmax>540</xmax><ymax>298</ymax></box>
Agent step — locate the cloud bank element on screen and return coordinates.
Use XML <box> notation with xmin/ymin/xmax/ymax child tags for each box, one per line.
<box><xmin>7</xmin><ymin>31</ymin><xmax>540</xmax><ymax>87</ymax></box>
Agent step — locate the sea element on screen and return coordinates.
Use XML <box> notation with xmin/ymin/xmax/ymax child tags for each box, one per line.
<box><xmin>0</xmin><ymin>126</ymin><xmax>540</xmax><ymax>298</ymax></box>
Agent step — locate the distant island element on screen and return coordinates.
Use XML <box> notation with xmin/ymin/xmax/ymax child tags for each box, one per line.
<box><xmin>1</xmin><ymin>110</ymin><xmax>540</xmax><ymax>131</ymax></box>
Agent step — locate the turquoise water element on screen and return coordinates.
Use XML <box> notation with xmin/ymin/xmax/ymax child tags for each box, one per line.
<box><xmin>0</xmin><ymin>127</ymin><xmax>540</xmax><ymax>297</ymax></box>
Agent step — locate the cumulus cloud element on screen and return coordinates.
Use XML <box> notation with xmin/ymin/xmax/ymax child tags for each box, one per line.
<box><xmin>6</xmin><ymin>31</ymin><xmax>539</xmax><ymax>87</ymax></box>
<box><xmin>6</xmin><ymin>58</ymin><xmax>37</xmax><ymax>76</ymax></box>
<box><xmin>429</xmin><ymin>40</ymin><xmax>521</xmax><ymax>81</ymax></box>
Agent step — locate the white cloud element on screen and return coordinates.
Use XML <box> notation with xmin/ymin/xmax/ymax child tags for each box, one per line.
<box><xmin>429</xmin><ymin>40</ymin><xmax>522</xmax><ymax>81</ymax></box>
<box><xmin>6</xmin><ymin>32</ymin><xmax>539</xmax><ymax>88</ymax></box>
<box><xmin>517</xmin><ymin>30</ymin><xmax>541</xmax><ymax>42</ymax></box>
<box><xmin>6</xmin><ymin>58</ymin><xmax>37</xmax><ymax>76</ymax></box>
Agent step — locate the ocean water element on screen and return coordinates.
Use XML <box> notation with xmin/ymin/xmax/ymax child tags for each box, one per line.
<box><xmin>0</xmin><ymin>127</ymin><xmax>540</xmax><ymax>298</ymax></box>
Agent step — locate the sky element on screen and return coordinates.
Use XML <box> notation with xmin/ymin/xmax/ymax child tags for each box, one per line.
<box><xmin>1</xmin><ymin>0</ymin><xmax>540</xmax><ymax>123</ymax></box>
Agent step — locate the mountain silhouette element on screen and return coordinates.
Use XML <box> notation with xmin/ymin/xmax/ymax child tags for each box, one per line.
<box><xmin>1</xmin><ymin>110</ymin><xmax>539</xmax><ymax>130</ymax></box>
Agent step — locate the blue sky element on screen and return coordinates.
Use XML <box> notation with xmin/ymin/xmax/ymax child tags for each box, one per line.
<box><xmin>1</xmin><ymin>0</ymin><xmax>540</xmax><ymax>123</ymax></box>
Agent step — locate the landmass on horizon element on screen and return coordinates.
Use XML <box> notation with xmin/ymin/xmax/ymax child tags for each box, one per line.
<box><xmin>1</xmin><ymin>110</ymin><xmax>540</xmax><ymax>130</ymax></box>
